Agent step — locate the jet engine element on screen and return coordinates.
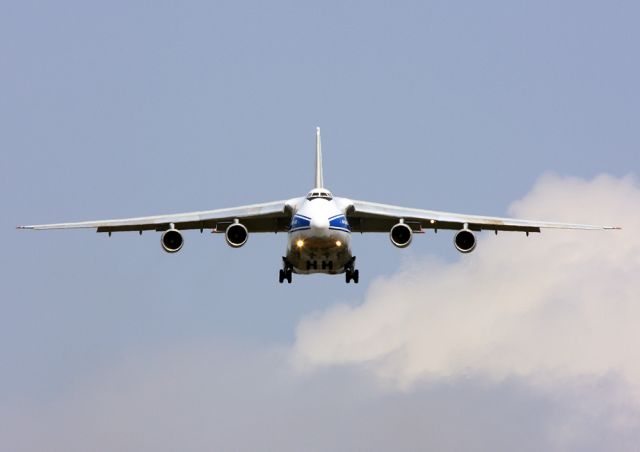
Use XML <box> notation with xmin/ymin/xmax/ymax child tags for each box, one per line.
<box><xmin>454</xmin><ymin>228</ymin><xmax>476</xmax><ymax>253</ymax></box>
<box><xmin>390</xmin><ymin>222</ymin><xmax>413</xmax><ymax>248</ymax></box>
<box><xmin>225</xmin><ymin>222</ymin><xmax>249</xmax><ymax>248</ymax></box>
<box><xmin>161</xmin><ymin>228</ymin><xmax>184</xmax><ymax>253</ymax></box>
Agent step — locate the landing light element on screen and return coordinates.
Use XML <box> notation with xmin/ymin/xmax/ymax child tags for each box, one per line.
<box><xmin>296</xmin><ymin>239</ymin><xmax>304</xmax><ymax>248</ymax></box>
<box><xmin>335</xmin><ymin>240</ymin><xmax>342</xmax><ymax>247</ymax></box>
<box><xmin>430</xmin><ymin>219</ymin><xmax>436</xmax><ymax>224</ymax></box>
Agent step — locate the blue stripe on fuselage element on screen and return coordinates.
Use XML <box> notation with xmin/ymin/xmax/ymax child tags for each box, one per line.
<box><xmin>329</xmin><ymin>214</ymin><xmax>351</xmax><ymax>232</ymax></box>
<box><xmin>290</xmin><ymin>214</ymin><xmax>311</xmax><ymax>231</ymax></box>
<box><xmin>290</xmin><ymin>214</ymin><xmax>311</xmax><ymax>232</ymax></box>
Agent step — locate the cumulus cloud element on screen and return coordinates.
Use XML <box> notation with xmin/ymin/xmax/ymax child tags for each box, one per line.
<box><xmin>292</xmin><ymin>174</ymin><xmax>640</xmax><ymax>394</ymax></box>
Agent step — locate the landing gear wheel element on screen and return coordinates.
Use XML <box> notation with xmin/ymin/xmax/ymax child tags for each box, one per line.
<box><xmin>279</xmin><ymin>268</ymin><xmax>293</xmax><ymax>283</ymax></box>
<box><xmin>280</xmin><ymin>258</ymin><xmax>294</xmax><ymax>284</ymax></box>
<box><xmin>345</xmin><ymin>267</ymin><xmax>360</xmax><ymax>284</ymax></box>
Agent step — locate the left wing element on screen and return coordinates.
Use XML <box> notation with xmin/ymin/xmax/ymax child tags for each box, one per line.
<box><xmin>18</xmin><ymin>200</ymin><xmax>297</xmax><ymax>234</ymax></box>
<box><xmin>345</xmin><ymin>199</ymin><xmax>619</xmax><ymax>233</ymax></box>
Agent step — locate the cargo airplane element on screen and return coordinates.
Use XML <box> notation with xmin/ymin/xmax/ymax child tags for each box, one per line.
<box><xmin>18</xmin><ymin>128</ymin><xmax>619</xmax><ymax>283</ymax></box>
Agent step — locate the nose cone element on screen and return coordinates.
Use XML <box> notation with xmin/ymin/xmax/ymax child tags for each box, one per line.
<box><xmin>310</xmin><ymin>215</ymin><xmax>330</xmax><ymax>235</ymax></box>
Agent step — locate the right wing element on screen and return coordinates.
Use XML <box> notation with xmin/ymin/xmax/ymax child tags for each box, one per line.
<box><xmin>346</xmin><ymin>199</ymin><xmax>619</xmax><ymax>233</ymax></box>
<box><xmin>17</xmin><ymin>200</ymin><xmax>299</xmax><ymax>234</ymax></box>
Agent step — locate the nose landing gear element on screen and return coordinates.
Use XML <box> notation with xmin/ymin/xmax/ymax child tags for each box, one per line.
<box><xmin>321</xmin><ymin>260</ymin><xmax>334</xmax><ymax>271</ymax></box>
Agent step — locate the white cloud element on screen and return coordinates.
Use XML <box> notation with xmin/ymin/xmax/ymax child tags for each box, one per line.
<box><xmin>292</xmin><ymin>174</ymin><xmax>640</xmax><ymax>395</ymax></box>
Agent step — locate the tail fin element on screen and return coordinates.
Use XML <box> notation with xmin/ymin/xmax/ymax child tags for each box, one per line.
<box><xmin>315</xmin><ymin>127</ymin><xmax>324</xmax><ymax>188</ymax></box>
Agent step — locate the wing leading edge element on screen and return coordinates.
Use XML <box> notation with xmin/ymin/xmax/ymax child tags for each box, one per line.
<box><xmin>346</xmin><ymin>199</ymin><xmax>620</xmax><ymax>233</ymax></box>
<box><xmin>17</xmin><ymin>200</ymin><xmax>297</xmax><ymax>234</ymax></box>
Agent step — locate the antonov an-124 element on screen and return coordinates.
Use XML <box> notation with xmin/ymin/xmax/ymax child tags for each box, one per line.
<box><xmin>18</xmin><ymin>128</ymin><xmax>619</xmax><ymax>283</ymax></box>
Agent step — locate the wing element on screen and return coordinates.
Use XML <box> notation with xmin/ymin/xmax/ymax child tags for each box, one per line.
<box><xmin>18</xmin><ymin>200</ymin><xmax>297</xmax><ymax>234</ymax></box>
<box><xmin>346</xmin><ymin>199</ymin><xmax>619</xmax><ymax>233</ymax></box>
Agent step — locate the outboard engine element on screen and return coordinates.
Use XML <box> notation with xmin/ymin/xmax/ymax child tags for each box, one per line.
<box><xmin>225</xmin><ymin>222</ymin><xmax>249</xmax><ymax>248</ymax></box>
<box><xmin>390</xmin><ymin>222</ymin><xmax>413</xmax><ymax>248</ymax></box>
<box><xmin>161</xmin><ymin>228</ymin><xmax>184</xmax><ymax>253</ymax></box>
<box><xmin>454</xmin><ymin>228</ymin><xmax>476</xmax><ymax>253</ymax></box>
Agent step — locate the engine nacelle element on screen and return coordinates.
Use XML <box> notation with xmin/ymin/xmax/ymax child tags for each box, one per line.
<box><xmin>225</xmin><ymin>222</ymin><xmax>249</xmax><ymax>248</ymax></box>
<box><xmin>454</xmin><ymin>229</ymin><xmax>476</xmax><ymax>253</ymax></box>
<box><xmin>161</xmin><ymin>228</ymin><xmax>184</xmax><ymax>253</ymax></box>
<box><xmin>390</xmin><ymin>222</ymin><xmax>413</xmax><ymax>248</ymax></box>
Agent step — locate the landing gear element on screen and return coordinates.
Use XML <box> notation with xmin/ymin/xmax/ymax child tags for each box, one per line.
<box><xmin>345</xmin><ymin>257</ymin><xmax>359</xmax><ymax>284</ymax></box>
<box><xmin>279</xmin><ymin>269</ymin><xmax>292</xmax><ymax>284</ymax></box>
<box><xmin>345</xmin><ymin>269</ymin><xmax>359</xmax><ymax>284</ymax></box>
<box><xmin>279</xmin><ymin>268</ymin><xmax>292</xmax><ymax>284</ymax></box>
<box><xmin>279</xmin><ymin>258</ymin><xmax>293</xmax><ymax>284</ymax></box>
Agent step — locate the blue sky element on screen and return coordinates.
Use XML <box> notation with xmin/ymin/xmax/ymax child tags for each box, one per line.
<box><xmin>2</xmin><ymin>2</ymin><xmax>639</xmax><ymax>450</ymax></box>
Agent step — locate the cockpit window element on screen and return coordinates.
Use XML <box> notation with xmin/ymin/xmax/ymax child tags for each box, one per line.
<box><xmin>307</xmin><ymin>190</ymin><xmax>333</xmax><ymax>200</ymax></box>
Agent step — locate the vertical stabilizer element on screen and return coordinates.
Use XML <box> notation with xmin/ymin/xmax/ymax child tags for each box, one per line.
<box><xmin>315</xmin><ymin>127</ymin><xmax>324</xmax><ymax>188</ymax></box>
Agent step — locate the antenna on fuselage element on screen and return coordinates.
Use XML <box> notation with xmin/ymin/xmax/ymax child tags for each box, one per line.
<box><xmin>315</xmin><ymin>127</ymin><xmax>324</xmax><ymax>189</ymax></box>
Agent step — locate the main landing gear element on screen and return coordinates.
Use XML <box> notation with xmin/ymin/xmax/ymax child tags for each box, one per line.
<box><xmin>345</xmin><ymin>257</ymin><xmax>359</xmax><ymax>284</ymax></box>
<box><xmin>279</xmin><ymin>257</ymin><xmax>293</xmax><ymax>284</ymax></box>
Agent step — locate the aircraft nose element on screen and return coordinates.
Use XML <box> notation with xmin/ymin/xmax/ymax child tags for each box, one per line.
<box><xmin>310</xmin><ymin>215</ymin><xmax>330</xmax><ymax>234</ymax></box>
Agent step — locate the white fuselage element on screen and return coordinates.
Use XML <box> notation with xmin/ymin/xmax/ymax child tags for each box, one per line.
<box><xmin>286</xmin><ymin>194</ymin><xmax>353</xmax><ymax>274</ymax></box>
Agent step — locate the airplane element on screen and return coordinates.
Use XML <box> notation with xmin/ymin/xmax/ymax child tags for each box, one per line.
<box><xmin>18</xmin><ymin>128</ymin><xmax>619</xmax><ymax>284</ymax></box>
